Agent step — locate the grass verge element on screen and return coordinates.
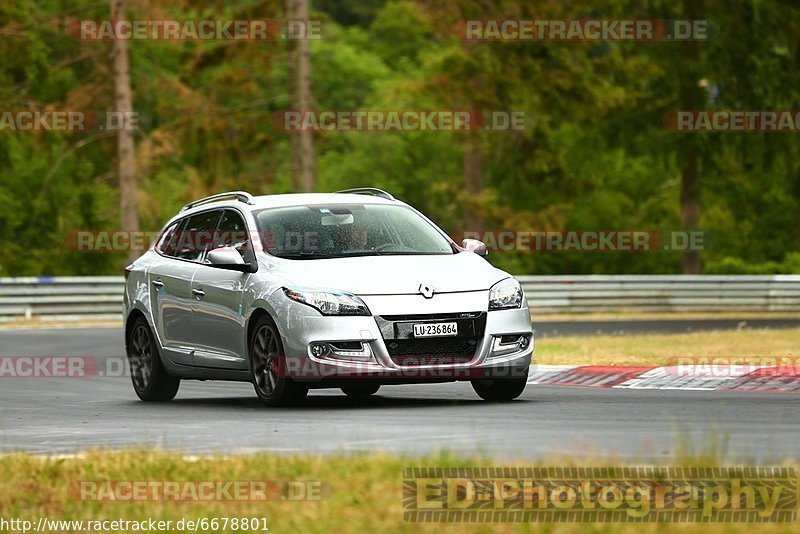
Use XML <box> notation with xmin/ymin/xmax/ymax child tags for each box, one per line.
<box><xmin>535</xmin><ymin>327</ymin><xmax>800</xmax><ymax>366</ymax></box>
<box><xmin>534</xmin><ymin>312</ymin><xmax>800</xmax><ymax>321</ymax></box>
<box><xmin>0</xmin><ymin>450</ymin><xmax>798</xmax><ymax>533</ymax></box>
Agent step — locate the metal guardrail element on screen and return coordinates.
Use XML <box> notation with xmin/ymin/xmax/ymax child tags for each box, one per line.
<box><xmin>1</xmin><ymin>275</ymin><xmax>799</xmax><ymax>322</ymax></box>
<box><xmin>0</xmin><ymin>277</ymin><xmax>124</xmax><ymax>321</ymax></box>
<box><xmin>517</xmin><ymin>275</ymin><xmax>800</xmax><ymax>313</ymax></box>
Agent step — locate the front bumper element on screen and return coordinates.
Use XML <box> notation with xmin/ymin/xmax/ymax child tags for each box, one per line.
<box><xmin>278</xmin><ymin>295</ymin><xmax>533</xmax><ymax>384</ymax></box>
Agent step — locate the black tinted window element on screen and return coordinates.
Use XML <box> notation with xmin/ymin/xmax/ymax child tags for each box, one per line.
<box><xmin>174</xmin><ymin>210</ymin><xmax>222</xmax><ymax>262</ymax></box>
<box><xmin>157</xmin><ymin>221</ymin><xmax>183</xmax><ymax>257</ymax></box>
<box><xmin>212</xmin><ymin>210</ymin><xmax>249</xmax><ymax>252</ymax></box>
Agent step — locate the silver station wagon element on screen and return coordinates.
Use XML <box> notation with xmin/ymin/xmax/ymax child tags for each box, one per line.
<box><xmin>123</xmin><ymin>189</ymin><xmax>533</xmax><ymax>406</ymax></box>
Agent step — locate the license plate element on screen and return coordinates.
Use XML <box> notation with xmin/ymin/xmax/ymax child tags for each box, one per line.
<box><xmin>413</xmin><ymin>322</ymin><xmax>458</xmax><ymax>338</ymax></box>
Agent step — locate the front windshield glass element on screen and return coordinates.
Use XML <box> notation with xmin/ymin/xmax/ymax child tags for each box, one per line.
<box><xmin>254</xmin><ymin>204</ymin><xmax>454</xmax><ymax>259</ymax></box>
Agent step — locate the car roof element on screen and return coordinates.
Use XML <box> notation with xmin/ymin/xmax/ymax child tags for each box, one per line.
<box><xmin>171</xmin><ymin>192</ymin><xmax>403</xmax><ymax>223</ymax></box>
<box><xmin>251</xmin><ymin>193</ymin><xmax>398</xmax><ymax>208</ymax></box>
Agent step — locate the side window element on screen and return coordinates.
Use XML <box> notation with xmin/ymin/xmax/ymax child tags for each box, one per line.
<box><xmin>212</xmin><ymin>210</ymin><xmax>254</xmax><ymax>263</ymax></box>
<box><xmin>174</xmin><ymin>210</ymin><xmax>222</xmax><ymax>262</ymax></box>
<box><xmin>213</xmin><ymin>210</ymin><xmax>248</xmax><ymax>250</ymax></box>
<box><xmin>156</xmin><ymin>220</ymin><xmax>183</xmax><ymax>257</ymax></box>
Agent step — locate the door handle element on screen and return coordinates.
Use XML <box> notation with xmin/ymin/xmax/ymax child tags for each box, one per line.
<box><xmin>192</xmin><ymin>287</ymin><xmax>205</xmax><ymax>298</ymax></box>
<box><xmin>152</xmin><ymin>279</ymin><xmax>164</xmax><ymax>288</ymax></box>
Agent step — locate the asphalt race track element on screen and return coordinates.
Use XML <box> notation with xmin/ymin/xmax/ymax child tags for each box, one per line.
<box><xmin>1</xmin><ymin>325</ymin><xmax>799</xmax><ymax>461</ymax></box>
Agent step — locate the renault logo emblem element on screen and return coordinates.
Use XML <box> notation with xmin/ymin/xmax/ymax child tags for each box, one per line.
<box><xmin>418</xmin><ymin>284</ymin><xmax>435</xmax><ymax>299</ymax></box>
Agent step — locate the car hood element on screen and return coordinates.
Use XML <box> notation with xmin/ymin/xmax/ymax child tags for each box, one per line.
<box><xmin>270</xmin><ymin>253</ymin><xmax>508</xmax><ymax>295</ymax></box>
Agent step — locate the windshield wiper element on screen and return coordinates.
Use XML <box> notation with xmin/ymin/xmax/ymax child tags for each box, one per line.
<box><xmin>274</xmin><ymin>252</ymin><xmax>332</xmax><ymax>260</ymax></box>
<box><xmin>334</xmin><ymin>251</ymin><xmax>451</xmax><ymax>257</ymax></box>
<box><xmin>276</xmin><ymin>251</ymin><xmax>453</xmax><ymax>259</ymax></box>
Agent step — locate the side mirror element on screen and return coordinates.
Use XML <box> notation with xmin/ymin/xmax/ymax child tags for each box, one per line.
<box><xmin>206</xmin><ymin>247</ymin><xmax>255</xmax><ymax>273</ymax></box>
<box><xmin>462</xmin><ymin>238</ymin><xmax>488</xmax><ymax>256</ymax></box>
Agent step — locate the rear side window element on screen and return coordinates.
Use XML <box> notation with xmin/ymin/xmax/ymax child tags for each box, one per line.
<box><xmin>156</xmin><ymin>221</ymin><xmax>183</xmax><ymax>257</ymax></box>
<box><xmin>173</xmin><ymin>210</ymin><xmax>222</xmax><ymax>262</ymax></box>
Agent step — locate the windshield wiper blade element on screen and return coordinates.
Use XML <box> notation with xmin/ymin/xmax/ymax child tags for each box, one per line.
<box><xmin>275</xmin><ymin>253</ymin><xmax>331</xmax><ymax>260</ymax></box>
<box><xmin>276</xmin><ymin>251</ymin><xmax>452</xmax><ymax>259</ymax></box>
<box><xmin>338</xmin><ymin>251</ymin><xmax>451</xmax><ymax>257</ymax></box>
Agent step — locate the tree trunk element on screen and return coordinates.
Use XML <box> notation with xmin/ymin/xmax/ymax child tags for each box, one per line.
<box><xmin>463</xmin><ymin>133</ymin><xmax>484</xmax><ymax>232</ymax></box>
<box><xmin>286</xmin><ymin>0</ymin><xmax>300</xmax><ymax>192</ymax></box>
<box><xmin>110</xmin><ymin>0</ymin><xmax>138</xmax><ymax>262</ymax></box>
<box><xmin>678</xmin><ymin>0</ymin><xmax>703</xmax><ymax>274</ymax></box>
<box><xmin>680</xmin><ymin>150</ymin><xmax>700</xmax><ymax>274</ymax></box>
<box><xmin>289</xmin><ymin>0</ymin><xmax>314</xmax><ymax>192</ymax></box>
<box><xmin>460</xmin><ymin>36</ymin><xmax>484</xmax><ymax>233</ymax></box>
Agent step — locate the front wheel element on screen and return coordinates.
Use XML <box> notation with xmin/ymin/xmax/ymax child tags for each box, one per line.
<box><xmin>126</xmin><ymin>316</ymin><xmax>180</xmax><ymax>402</ymax></box>
<box><xmin>250</xmin><ymin>315</ymin><xmax>308</xmax><ymax>407</ymax></box>
<box><xmin>471</xmin><ymin>372</ymin><xmax>528</xmax><ymax>402</ymax></box>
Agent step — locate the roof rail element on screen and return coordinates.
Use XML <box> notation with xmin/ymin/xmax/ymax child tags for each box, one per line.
<box><xmin>335</xmin><ymin>187</ymin><xmax>395</xmax><ymax>201</ymax></box>
<box><xmin>181</xmin><ymin>191</ymin><xmax>255</xmax><ymax>212</ymax></box>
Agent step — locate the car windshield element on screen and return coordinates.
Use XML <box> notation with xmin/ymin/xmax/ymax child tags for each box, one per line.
<box><xmin>254</xmin><ymin>204</ymin><xmax>454</xmax><ymax>259</ymax></box>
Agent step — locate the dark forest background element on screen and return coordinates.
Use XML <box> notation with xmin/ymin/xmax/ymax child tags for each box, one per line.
<box><xmin>1</xmin><ymin>0</ymin><xmax>798</xmax><ymax>276</ymax></box>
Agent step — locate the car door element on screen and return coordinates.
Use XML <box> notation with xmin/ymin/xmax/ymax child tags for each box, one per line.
<box><xmin>190</xmin><ymin>209</ymin><xmax>254</xmax><ymax>369</ymax></box>
<box><xmin>148</xmin><ymin>218</ymin><xmax>199</xmax><ymax>365</ymax></box>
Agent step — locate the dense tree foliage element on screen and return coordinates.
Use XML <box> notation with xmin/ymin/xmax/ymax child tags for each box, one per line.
<box><xmin>0</xmin><ymin>0</ymin><xmax>798</xmax><ymax>275</ymax></box>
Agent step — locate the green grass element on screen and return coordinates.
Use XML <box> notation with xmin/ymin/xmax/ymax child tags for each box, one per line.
<box><xmin>1</xmin><ymin>450</ymin><xmax>798</xmax><ymax>533</ymax></box>
<box><xmin>535</xmin><ymin>328</ymin><xmax>800</xmax><ymax>366</ymax></box>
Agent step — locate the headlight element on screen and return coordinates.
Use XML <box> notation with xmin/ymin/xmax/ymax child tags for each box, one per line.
<box><xmin>283</xmin><ymin>286</ymin><xmax>371</xmax><ymax>316</ymax></box>
<box><xmin>489</xmin><ymin>278</ymin><xmax>523</xmax><ymax>310</ymax></box>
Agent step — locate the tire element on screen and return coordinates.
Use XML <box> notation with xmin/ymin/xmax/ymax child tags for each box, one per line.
<box><xmin>471</xmin><ymin>369</ymin><xmax>528</xmax><ymax>402</ymax></box>
<box><xmin>341</xmin><ymin>384</ymin><xmax>380</xmax><ymax>397</ymax></box>
<box><xmin>126</xmin><ymin>315</ymin><xmax>180</xmax><ymax>402</ymax></box>
<box><xmin>249</xmin><ymin>315</ymin><xmax>308</xmax><ymax>407</ymax></box>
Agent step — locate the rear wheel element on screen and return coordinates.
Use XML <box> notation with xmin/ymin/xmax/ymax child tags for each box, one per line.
<box><xmin>250</xmin><ymin>315</ymin><xmax>308</xmax><ymax>407</ymax></box>
<box><xmin>127</xmin><ymin>316</ymin><xmax>180</xmax><ymax>402</ymax></box>
<box><xmin>341</xmin><ymin>384</ymin><xmax>380</xmax><ymax>397</ymax></box>
<box><xmin>471</xmin><ymin>370</ymin><xmax>528</xmax><ymax>402</ymax></box>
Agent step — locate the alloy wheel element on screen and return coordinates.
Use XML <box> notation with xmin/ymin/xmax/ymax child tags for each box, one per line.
<box><xmin>129</xmin><ymin>323</ymin><xmax>153</xmax><ymax>392</ymax></box>
<box><xmin>253</xmin><ymin>324</ymin><xmax>280</xmax><ymax>397</ymax></box>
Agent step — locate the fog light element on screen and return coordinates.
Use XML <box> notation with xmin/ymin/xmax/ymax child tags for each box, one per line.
<box><xmin>310</xmin><ymin>343</ymin><xmax>328</xmax><ymax>357</ymax></box>
<box><xmin>329</xmin><ymin>341</ymin><xmax>373</xmax><ymax>362</ymax></box>
<box><xmin>489</xmin><ymin>334</ymin><xmax>531</xmax><ymax>359</ymax></box>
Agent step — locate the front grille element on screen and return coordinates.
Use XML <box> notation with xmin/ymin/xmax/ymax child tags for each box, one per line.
<box><xmin>374</xmin><ymin>312</ymin><xmax>486</xmax><ymax>367</ymax></box>
<box><xmin>385</xmin><ymin>338</ymin><xmax>479</xmax><ymax>366</ymax></box>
